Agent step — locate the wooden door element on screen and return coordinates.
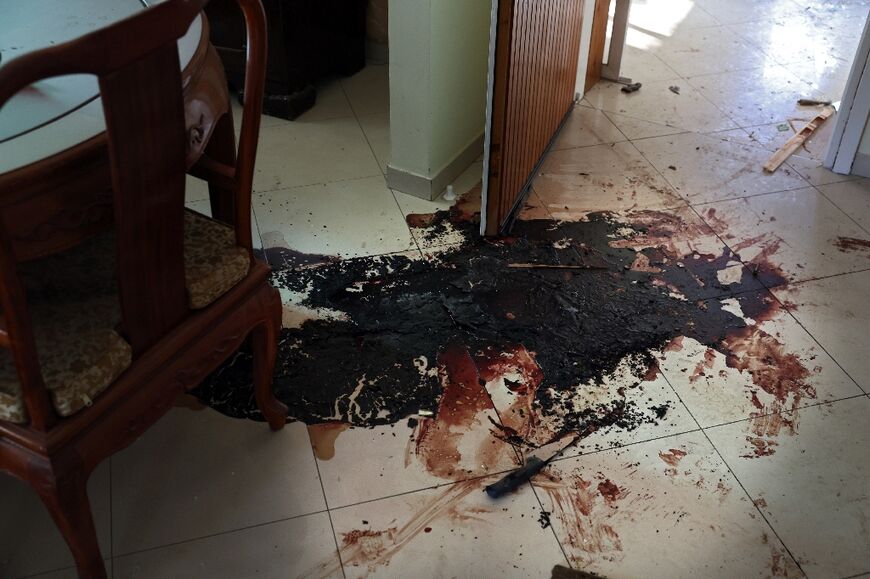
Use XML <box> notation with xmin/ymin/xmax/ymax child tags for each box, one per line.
<box><xmin>482</xmin><ymin>0</ymin><xmax>584</xmax><ymax>236</ymax></box>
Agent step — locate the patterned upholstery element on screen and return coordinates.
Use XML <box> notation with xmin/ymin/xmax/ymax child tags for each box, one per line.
<box><xmin>0</xmin><ymin>210</ymin><xmax>250</xmax><ymax>424</ymax></box>
<box><xmin>0</xmin><ymin>234</ymin><xmax>131</xmax><ymax>423</ymax></box>
<box><xmin>184</xmin><ymin>210</ymin><xmax>250</xmax><ymax>309</ymax></box>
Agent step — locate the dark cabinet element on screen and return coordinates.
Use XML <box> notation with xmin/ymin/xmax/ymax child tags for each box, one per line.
<box><xmin>206</xmin><ymin>0</ymin><xmax>367</xmax><ymax>120</ymax></box>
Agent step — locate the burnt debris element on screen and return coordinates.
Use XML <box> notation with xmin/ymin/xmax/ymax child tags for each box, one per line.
<box><xmin>193</xmin><ymin>203</ymin><xmax>786</xmax><ymax>448</ymax></box>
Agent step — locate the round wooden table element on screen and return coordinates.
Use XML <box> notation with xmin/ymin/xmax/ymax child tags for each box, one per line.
<box><xmin>0</xmin><ymin>0</ymin><xmax>230</xmax><ymax>261</ymax></box>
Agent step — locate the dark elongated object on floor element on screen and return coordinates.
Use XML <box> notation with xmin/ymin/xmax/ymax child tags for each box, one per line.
<box><xmin>552</xmin><ymin>564</ymin><xmax>607</xmax><ymax>579</ymax></box>
<box><xmin>797</xmin><ymin>98</ymin><xmax>832</xmax><ymax>106</ymax></box>
<box><xmin>620</xmin><ymin>81</ymin><xmax>641</xmax><ymax>93</ymax></box>
<box><xmin>485</xmin><ymin>423</ymin><xmax>589</xmax><ymax>498</ymax></box>
<box><xmin>485</xmin><ymin>456</ymin><xmax>547</xmax><ymax>498</ymax></box>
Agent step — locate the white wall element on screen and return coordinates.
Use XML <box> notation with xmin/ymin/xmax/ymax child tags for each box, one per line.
<box><xmin>388</xmin><ymin>0</ymin><xmax>491</xmax><ymax>198</ymax></box>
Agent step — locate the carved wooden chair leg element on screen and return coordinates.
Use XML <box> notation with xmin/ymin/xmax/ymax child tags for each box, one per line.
<box><xmin>34</xmin><ymin>464</ymin><xmax>106</xmax><ymax>579</ymax></box>
<box><xmin>252</xmin><ymin>288</ymin><xmax>287</xmax><ymax>431</ymax></box>
<box><xmin>204</xmin><ymin>111</ymin><xmax>237</xmax><ymax>225</ymax></box>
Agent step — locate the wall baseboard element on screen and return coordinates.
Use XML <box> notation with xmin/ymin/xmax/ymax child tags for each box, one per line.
<box><xmin>852</xmin><ymin>151</ymin><xmax>870</xmax><ymax>178</ymax></box>
<box><xmin>365</xmin><ymin>40</ymin><xmax>389</xmax><ymax>65</ymax></box>
<box><xmin>387</xmin><ymin>133</ymin><xmax>485</xmax><ymax>201</ymax></box>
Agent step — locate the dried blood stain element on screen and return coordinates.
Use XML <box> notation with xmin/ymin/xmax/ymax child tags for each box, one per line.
<box><xmin>193</xmin><ymin>188</ymin><xmax>818</xmax><ymax>572</ymax></box>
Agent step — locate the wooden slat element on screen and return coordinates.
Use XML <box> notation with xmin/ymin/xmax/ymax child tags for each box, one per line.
<box><xmin>585</xmin><ymin>0</ymin><xmax>610</xmax><ymax>91</ymax></box>
<box><xmin>763</xmin><ymin>106</ymin><xmax>835</xmax><ymax>173</ymax></box>
<box><xmin>486</xmin><ymin>0</ymin><xmax>584</xmax><ymax>235</ymax></box>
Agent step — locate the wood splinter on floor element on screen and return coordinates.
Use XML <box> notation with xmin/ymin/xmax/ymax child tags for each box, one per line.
<box><xmin>762</xmin><ymin>104</ymin><xmax>836</xmax><ymax>173</ymax></box>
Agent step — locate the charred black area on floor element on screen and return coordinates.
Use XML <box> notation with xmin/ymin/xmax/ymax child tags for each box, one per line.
<box><xmin>194</xmin><ymin>209</ymin><xmax>781</xmax><ymax>445</ymax></box>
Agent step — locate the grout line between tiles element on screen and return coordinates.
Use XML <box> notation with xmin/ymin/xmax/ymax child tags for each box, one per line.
<box><xmin>815</xmin><ymin>184</ymin><xmax>870</xmax><ymax>239</ymax></box>
<box><xmin>388</xmin><ymin>188</ymin><xmax>425</xmax><ymax>258</ymax></box>
<box><xmin>108</xmin><ymin>507</ymin><xmax>331</xmax><ymax>560</ymax></box>
<box><xmin>687</xmin><ymin>393</ymin><xmax>870</xmax><ymax>432</ymax></box>
<box><xmin>310</xmin><ymin>442</ymin><xmax>348</xmax><ymax>579</ymax></box>
<box><xmin>317</xmin><ymin>422</ymin><xmax>700</xmax><ymax>514</ymax></box>
<box><xmin>763</xmin><ymin>289</ymin><xmax>870</xmax><ymax>397</ymax></box>
<box><xmin>326</xmin><ymin>471</ymin><xmax>504</xmax><ymax>513</ymax></box>
<box><xmin>526</xmin><ymin>481</ymin><xmax>573</xmax><ymax>569</ymax></box>
<box><xmin>252</xmin><ymin>171</ymin><xmax>387</xmax><ymax>198</ymax></box>
<box><xmin>545</xmin><ymin>425</ymin><xmax>704</xmax><ymax>467</ymax></box>
<box><xmin>686</xmin><ymin>182</ymin><xmax>821</xmax><ymax>209</ymax></box>
<box><xmin>685</xmin><ymin>198</ymin><xmax>870</xmax><ymax>397</ymax></box>
<box><xmin>682</xmin><ymin>179</ymin><xmax>870</xmax><ymax>397</ymax></box>
<box><xmin>655</xmin><ymin>371</ymin><xmax>808</xmax><ymax>577</ymax></box>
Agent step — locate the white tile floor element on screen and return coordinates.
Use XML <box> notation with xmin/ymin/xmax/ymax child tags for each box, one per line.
<box><xmin>3</xmin><ymin>1</ymin><xmax>870</xmax><ymax>578</ymax></box>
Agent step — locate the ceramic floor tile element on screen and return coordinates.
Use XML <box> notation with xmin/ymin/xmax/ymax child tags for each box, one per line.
<box><xmin>534</xmin><ymin>431</ymin><xmax>801</xmax><ymax>577</ymax></box>
<box><xmin>658</xmin><ymin>288</ymin><xmax>862</xmax><ymax>438</ymax></box>
<box><xmin>185</xmin><ymin>174</ymin><xmax>210</xmax><ymax>203</ymax></box>
<box><xmin>617</xmin><ymin>45</ymin><xmax>682</xmax><ymax>83</ymax></box>
<box><xmin>698</xmin><ymin>187</ymin><xmax>870</xmax><ymax>283</ymax></box>
<box><xmin>686</xmin><ymin>65</ymin><xmax>819</xmax><ymax>128</ymax></box>
<box><xmin>551</xmin><ymin>106</ymin><xmax>626</xmax><ymax>151</ymax></box>
<box><xmin>603</xmin><ymin>111</ymin><xmax>687</xmax><ymax>141</ymax></box>
<box><xmin>253</xmin><ymin>116</ymin><xmax>382</xmax><ymax>192</ymax></box>
<box><xmin>113</xmin><ymin>512</ymin><xmax>341</xmax><ymax>579</ymax></box>
<box><xmin>310</xmin><ymin>387</ymin><xmax>521</xmax><ymax>509</ymax></box>
<box><xmin>517</xmin><ymin>189</ymin><xmax>553</xmax><ymax>220</ymax></box>
<box><xmin>533</xmin><ymin>142</ymin><xmax>685</xmax><ymax>219</ymax></box>
<box><xmin>341</xmin><ymin>64</ymin><xmax>389</xmax><ymax>116</ymax></box>
<box><xmin>817</xmin><ymin>179</ymin><xmax>870</xmax><ymax>233</ymax></box>
<box><xmin>585</xmin><ymin>79</ymin><xmax>737</xmax><ymax>136</ymax></box>
<box><xmin>772</xmin><ymin>270</ymin><xmax>870</xmax><ymax>393</ymax></box>
<box><xmin>782</xmin><ymin>57</ymin><xmax>854</xmax><ymax>104</ymax></box>
<box><xmin>253</xmin><ymin>175</ymin><xmax>416</xmax><ymax>264</ymax></box>
<box><xmin>706</xmin><ymin>398</ymin><xmax>870</xmax><ymax>578</ymax></box>
<box><xmin>694</xmin><ymin>0</ymin><xmax>807</xmax><ymax>24</ymax></box>
<box><xmin>740</xmin><ymin>118</ymin><xmax>836</xmax><ymax>161</ymax></box>
<box><xmin>111</xmin><ymin>408</ymin><xmax>326</xmax><ymax>555</ymax></box>
<box><xmin>328</xmin><ymin>475</ymin><xmax>567</xmax><ymax>578</ymax></box>
<box><xmin>647</xmin><ymin>25</ymin><xmax>774</xmax><ymax>77</ymax></box>
<box><xmin>783</xmin><ymin>155</ymin><xmax>859</xmax><ymax>187</ymax></box>
<box><xmin>799</xmin><ymin>0</ymin><xmax>870</xmax><ymax>47</ymax></box>
<box><xmin>26</xmin><ymin>567</ymin><xmax>109</xmax><ymax>579</ymax></box>
<box><xmin>633</xmin><ymin>132</ymin><xmax>808</xmax><ymax>204</ymax></box>
<box><xmin>725</xmin><ymin>15</ymin><xmax>857</xmax><ymax>70</ymax></box>
<box><xmin>0</xmin><ymin>462</ymin><xmax>111</xmax><ymax>578</ymax></box>
<box><xmin>358</xmin><ymin>112</ymin><xmax>390</xmax><ymax>173</ymax></box>
<box><xmin>625</xmin><ymin>0</ymin><xmax>720</xmax><ymax>36</ymax></box>
<box><xmin>296</xmin><ymin>79</ymin><xmax>356</xmax><ymax>122</ymax></box>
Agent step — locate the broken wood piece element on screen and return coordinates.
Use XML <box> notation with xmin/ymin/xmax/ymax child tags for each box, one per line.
<box><xmin>507</xmin><ymin>263</ymin><xmax>607</xmax><ymax>270</ymax></box>
<box><xmin>762</xmin><ymin>105</ymin><xmax>835</xmax><ymax>173</ymax></box>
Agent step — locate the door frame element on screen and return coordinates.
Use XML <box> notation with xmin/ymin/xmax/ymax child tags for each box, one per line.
<box><xmin>825</xmin><ymin>14</ymin><xmax>870</xmax><ymax>175</ymax></box>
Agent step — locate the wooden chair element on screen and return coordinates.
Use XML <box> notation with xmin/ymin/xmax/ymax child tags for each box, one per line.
<box><xmin>0</xmin><ymin>1</ymin><xmax>286</xmax><ymax>577</ymax></box>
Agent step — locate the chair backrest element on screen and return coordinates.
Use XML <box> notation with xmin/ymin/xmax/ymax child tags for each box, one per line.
<box><xmin>0</xmin><ymin>0</ymin><xmax>214</xmax><ymax>430</ymax></box>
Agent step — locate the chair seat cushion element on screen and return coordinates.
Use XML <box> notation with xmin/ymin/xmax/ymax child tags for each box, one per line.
<box><xmin>0</xmin><ymin>210</ymin><xmax>250</xmax><ymax>424</ymax></box>
<box><xmin>0</xmin><ymin>235</ymin><xmax>132</xmax><ymax>423</ymax></box>
<box><xmin>184</xmin><ymin>210</ymin><xmax>250</xmax><ymax>309</ymax></box>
